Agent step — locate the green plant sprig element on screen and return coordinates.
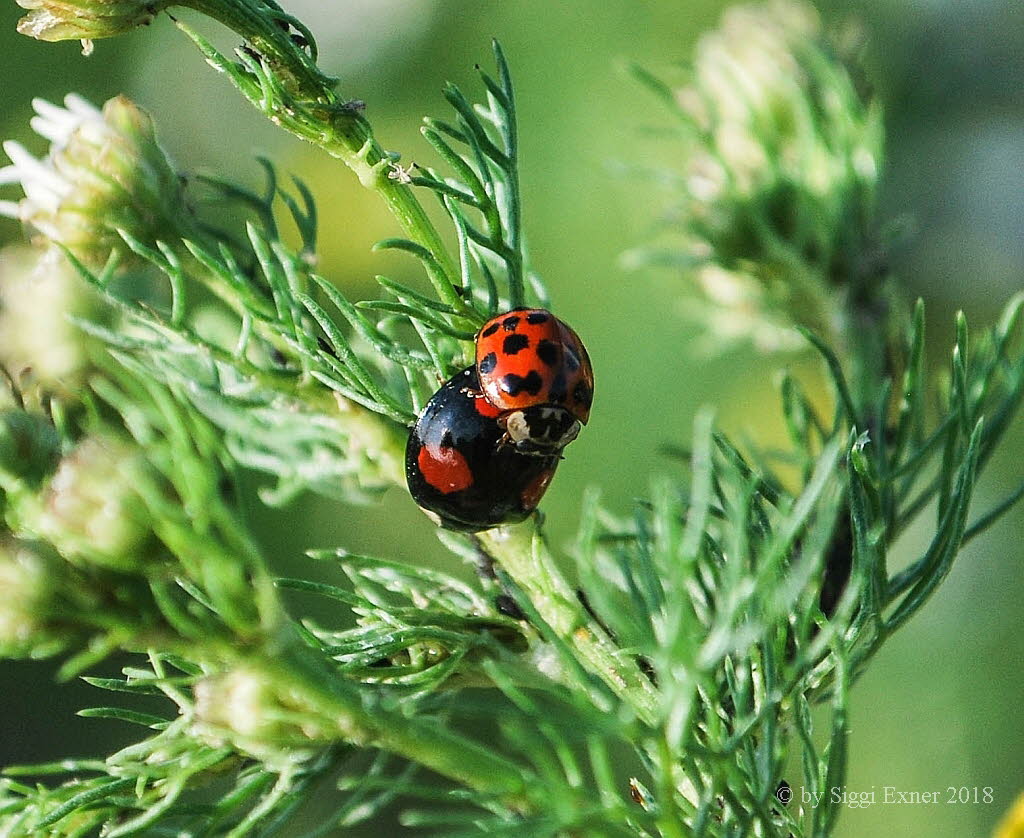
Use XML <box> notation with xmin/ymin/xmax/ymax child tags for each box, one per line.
<box><xmin>4</xmin><ymin>2</ymin><xmax>1024</xmax><ymax>835</ymax></box>
<box><xmin>163</xmin><ymin>3</ymin><xmax>462</xmax><ymax>312</ymax></box>
<box><xmin>24</xmin><ymin>60</ymin><xmax>664</xmax><ymax>729</ymax></box>
<box><xmin>166</xmin><ymin>18</ymin><xmax>532</xmax><ymax>332</ymax></box>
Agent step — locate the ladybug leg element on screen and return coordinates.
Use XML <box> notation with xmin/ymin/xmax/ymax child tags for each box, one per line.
<box><xmin>495</xmin><ymin>426</ymin><xmax>516</xmax><ymax>451</ymax></box>
<box><xmin>494</xmin><ymin>416</ymin><xmax>526</xmax><ymax>453</ymax></box>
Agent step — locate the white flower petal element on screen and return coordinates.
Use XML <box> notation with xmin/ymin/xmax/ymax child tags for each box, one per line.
<box><xmin>29</xmin><ymin>115</ymin><xmax>71</xmax><ymax>145</ymax></box>
<box><xmin>30</xmin><ymin>97</ymin><xmax>68</xmax><ymax>122</ymax></box>
<box><xmin>31</xmin><ymin>97</ymin><xmax>98</xmax><ymax>148</ymax></box>
<box><xmin>22</xmin><ymin>182</ymin><xmax>64</xmax><ymax>214</ymax></box>
<box><xmin>0</xmin><ymin>200</ymin><xmax>21</xmax><ymax>218</ymax></box>
<box><xmin>30</xmin><ymin>218</ymin><xmax>65</xmax><ymax>240</ymax></box>
<box><xmin>0</xmin><ymin>164</ymin><xmax>25</xmax><ymax>185</ymax></box>
<box><xmin>2</xmin><ymin>141</ymin><xmax>70</xmax><ymax>197</ymax></box>
<box><xmin>31</xmin><ymin>97</ymin><xmax>81</xmax><ymax>138</ymax></box>
<box><xmin>63</xmin><ymin>93</ymin><xmax>102</xmax><ymax>120</ymax></box>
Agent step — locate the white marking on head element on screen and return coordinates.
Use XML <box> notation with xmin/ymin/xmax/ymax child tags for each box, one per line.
<box><xmin>505</xmin><ymin>410</ymin><xmax>532</xmax><ymax>444</ymax></box>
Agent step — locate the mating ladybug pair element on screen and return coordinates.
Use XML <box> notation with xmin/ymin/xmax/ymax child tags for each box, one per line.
<box><xmin>406</xmin><ymin>308</ymin><xmax>594</xmax><ymax>531</ymax></box>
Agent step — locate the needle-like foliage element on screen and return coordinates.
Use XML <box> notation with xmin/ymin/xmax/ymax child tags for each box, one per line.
<box><xmin>0</xmin><ymin>1</ymin><xmax>1021</xmax><ymax>835</ymax></box>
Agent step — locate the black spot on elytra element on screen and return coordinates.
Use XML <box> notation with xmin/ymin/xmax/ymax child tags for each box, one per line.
<box><xmin>526</xmin><ymin>311</ymin><xmax>550</xmax><ymax>324</ymax></box>
<box><xmin>502</xmin><ymin>315</ymin><xmax>520</xmax><ymax>332</ymax></box>
<box><xmin>479</xmin><ymin>352</ymin><xmax>498</xmax><ymax>374</ymax></box>
<box><xmin>480</xmin><ymin>323</ymin><xmax>499</xmax><ymax>338</ymax></box>
<box><xmin>563</xmin><ymin>344</ymin><xmax>581</xmax><ymax>372</ymax></box>
<box><xmin>502</xmin><ymin>370</ymin><xmax>544</xmax><ymax>396</ymax></box>
<box><xmin>536</xmin><ymin>339</ymin><xmax>559</xmax><ymax>367</ymax></box>
<box><xmin>548</xmin><ymin>372</ymin><xmax>568</xmax><ymax>403</ymax></box>
<box><xmin>502</xmin><ymin>334</ymin><xmax>529</xmax><ymax>355</ymax></box>
<box><xmin>572</xmin><ymin>381</ymin><xmax>593</xmax><ymax>408</ymax></box>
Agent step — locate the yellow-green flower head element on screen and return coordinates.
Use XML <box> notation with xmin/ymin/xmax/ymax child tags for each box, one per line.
<box><xmin>678</xmin><ymin>1</ymin><xmax>881</xmax><ymax>262</ymax></box>
<box><xmin>194</xmin><ymin>668</ymin><xmax>326</xmax><ymax>764</ymax></box>
<box><xmin>14</xmin><ymin>0</ymin><xmax>172</xmax><ymax>44</ymax></box>
<box><xmin>0</xmin><ymin>94</ymin><xmax>192</xmax><ymax>268</ymax></box>
<box><xmin>0</xmin><ymin>245</ymin><xmax>104</xmax><ymax>390</ymax></box>
<box><xmin>0</xmin><ymin>539</ymin><xmax>66</xmax><ymax>657</ymax></box>
<box><xmin>37</xmin><ymin>434</ymin><xmax>153</xmax><ymax>569</ymax></box>
<box><xmin>660</xmin><ymin>0</ymin><xmax>883</xmax><ymax>350</ymax></box>
<box><xmin>0</xmin><ymin>540</ymin><xmax>47</xmax><ymax>654</ymax></box>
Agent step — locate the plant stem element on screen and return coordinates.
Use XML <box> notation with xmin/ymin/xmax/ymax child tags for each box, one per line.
<box><xmin>289</xmin><ymin>386</ymin><xmax>657</xmax><ymax>724</ymax></box>
<box><xmin>306</xmin><ymin>403</ymin><xmax>652</xmax><ymax>721</ymax></box>
<box><xmin>170</xmin><ymin>0</ymin><xmax>659</xmax><ymax>735</ymax></box>
<box><xmin>478</xmin><ymin>522</ymin><xmax>661</xmax><ymax>723</ymax></box>
<box><xmin>295</xmin><ymin>398</ymin><xmax>660</xmax><ymax>721</ymax></box>
<box><xmin>172</xmin><ymin>5</ymin><xmax>460</xmax><ymax>298</ymax></box>
<box><xmin>257</xmin><ymin>625</ymin><xmax>530</xmax><ymax>803</ymax></box>
<box><xmin>317</xmin><ymin>122</ymin><xmax>461</xmax><ymax>303</ymax></box>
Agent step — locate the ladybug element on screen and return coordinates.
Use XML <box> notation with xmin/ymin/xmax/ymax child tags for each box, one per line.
<box><xmin>406</xmin><ymin>366</ymin><xmax>560</xmax><ymax>531</ymax></box>
<box><xmin>475</xmin><ymin>308</ymin><xmax>594</xmax><ymax>452</ymax></box>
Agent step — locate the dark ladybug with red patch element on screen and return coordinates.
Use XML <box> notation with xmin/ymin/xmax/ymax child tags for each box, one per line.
<box><xmin>475</xmin><ymin>308</ymin><xmax>594</xmax><ymax>452</ymax></box>
<box><xmin>405</xmin><ymin>366</ymin><xmax>560</xmax><ymax>531</ymax></box>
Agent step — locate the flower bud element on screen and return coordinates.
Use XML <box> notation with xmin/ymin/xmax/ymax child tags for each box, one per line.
<box><xmin>0</xmin><ymin>540</ymin><xmax>48</xmax><ymax>655</ymax></box>
<box><xmin>0</xmin><ymin>95</ymin><xmax>193</xmax><ymax>268</ymax></box>
<box><xmin>14</xmin><ymin>0</ymin><xmax>172</xmax><ymax>45</ymax></box>
<box><xmin>682</xmin><ymin>1</ymin><xmax>879</xmax><ymax>213</ymax></box>
<box><xmin>689</xmin><ymin>265</ymin><xmax>807</xmax><ymax>354</ymax></box>
<box><xmin>0</xmin><ymin>539</ymin><xmax>67</xmax><ymax>657</ymax></box>
<box><xmin>193</xmin><ymin>667</ymin><xmax>327</xmax><ymax>762</ymax></box>
<box><xmin>662</xmin><ymin>0</ymin><xmax>883</xmax><ymax>349</ymax></box>
<box><xmin>36</xmin><ymin>434</ymin><xmax>152</xmax><ymax>569</ymax></box>
<box><xmin>0</xmin><ymin>245</ymin><xmax>104</xmax><ymax>390</ymax></box>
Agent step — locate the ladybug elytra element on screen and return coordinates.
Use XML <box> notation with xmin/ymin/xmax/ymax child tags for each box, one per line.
<box><xmin>475</xmin><ymin>308</ymin><xmax>594</xmax><ymax>453</ymax></box>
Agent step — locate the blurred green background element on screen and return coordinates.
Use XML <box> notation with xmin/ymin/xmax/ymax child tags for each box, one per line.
<box><xmin>1</xmin><ymin>1</ymin><xmax>1022</xmax><ymax>835</ymax></box>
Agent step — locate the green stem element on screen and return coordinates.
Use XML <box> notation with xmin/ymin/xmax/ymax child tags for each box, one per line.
<box><xmin>273</xmin><ymin>389</ymin><xmax>655</xmax><ymax>727</ymax></box>
<box><xmin>257</xmin><ymin>625</ymin><xmax>530</xmax><ymax>803</ymax></box>
<box><xmin>318</xmin><ymin>125</ymin><xmax>461</xmax><ymax>303</ymax></box>
<box><xmin>180</xmin><ymin>0</ymin><xmax>327</xmax><ymax>95</ymax></box>
<box><xmin>478</xmin><ymin>522</ymin><xmax>660</xmax><ymax>723</ymax></box>
<box><xmin>173</xmin><ymin>1</ymin><xmax>460</xmax><ymax>300</ymax></box>
<box><xmin>169</xmin><ymin>0</ymin><xmax>656</xmax><ymax>744</ymax></box>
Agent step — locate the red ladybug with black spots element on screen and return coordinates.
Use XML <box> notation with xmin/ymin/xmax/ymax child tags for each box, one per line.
<box><xmin>405</xmin><ymin>365</ymin><xmax>560</xmax><ymax>531</ymax></box>
<box><xmin>475</xmin><ymin>308</ymin><xmax>594</xmax><ymax>453</ymax></box>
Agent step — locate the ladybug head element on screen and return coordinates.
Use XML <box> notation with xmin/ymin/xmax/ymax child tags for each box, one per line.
<box><xmin>502</xmin><ymin>406</ymin><xmax>580</xmax><ymax>455</ymax></box>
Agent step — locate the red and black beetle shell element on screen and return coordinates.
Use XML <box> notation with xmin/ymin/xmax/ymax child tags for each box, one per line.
<box><xmin>475</xmin><ymin>308</ymin><xmax>594</xmax><ymax>425</ymax></box>
<box><xmin>405</xmin><ymin>366</ymin><xmax>560</xmax><ymax>531</ymax></box>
